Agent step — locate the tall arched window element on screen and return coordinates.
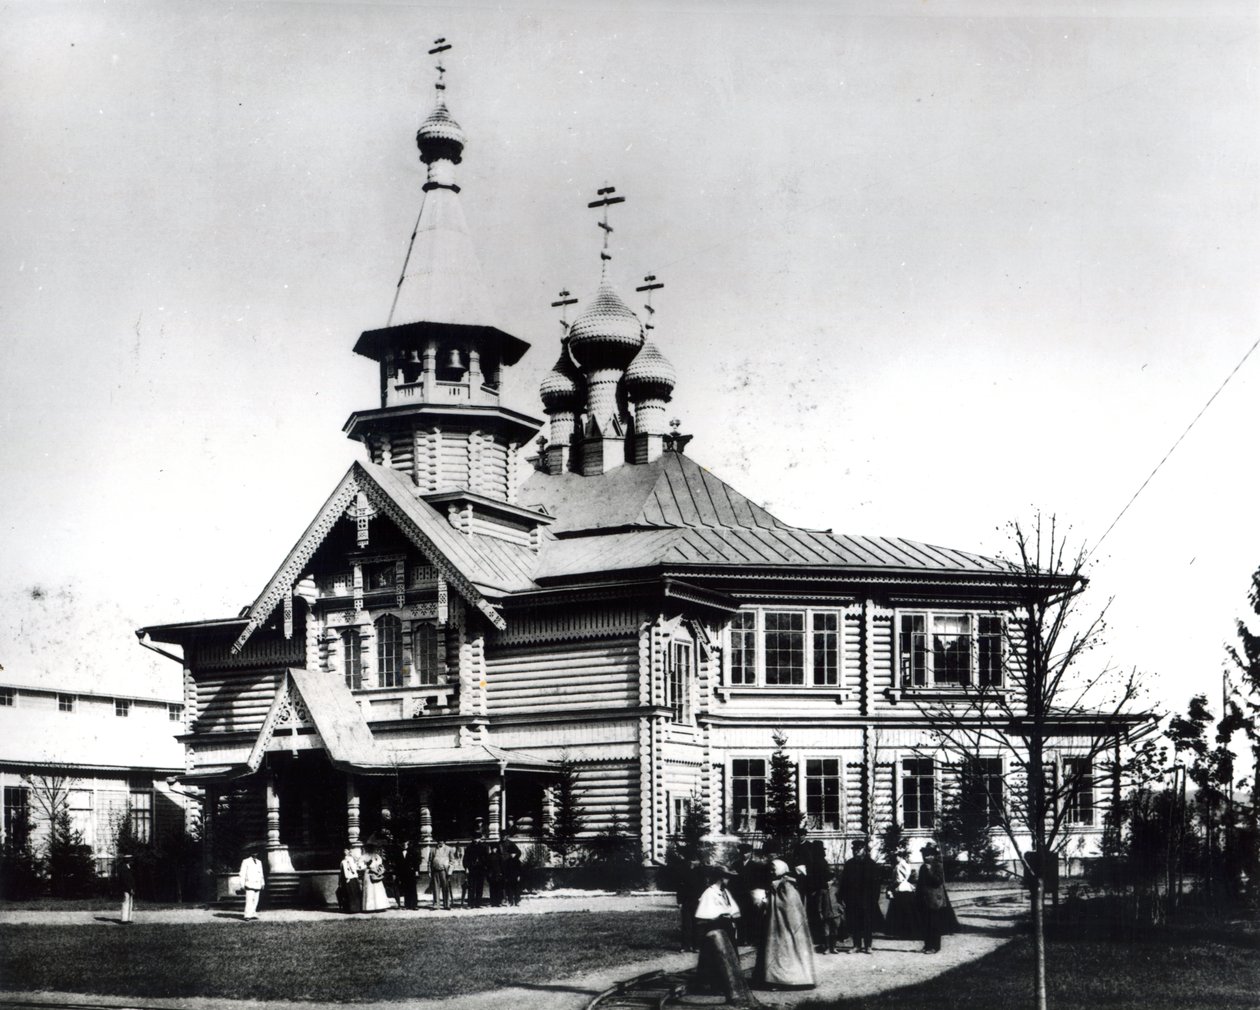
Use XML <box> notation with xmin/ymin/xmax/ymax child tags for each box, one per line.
<box><xmin>375</xmin><ymin>615</ymin><xmax>403</xmax><ymax>688</ymax></box>
<box><xmin>341</xmin><ymin>628</ymin><xmax>362</xmax><ymax>690</ymax></box>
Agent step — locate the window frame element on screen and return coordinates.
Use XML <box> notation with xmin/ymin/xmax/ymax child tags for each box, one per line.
<box><xmin>1063</xmin><ymin>756</ymin><xmax>1095</xmax><ymax>827</ymax></box>
<box><xmin>665</xmin><ymin>637</ymin><xmax>695</xmax><ymax>723</ymax></box>
<box><xmin>59</xmin><ymin>694</ymin><xmax>76</xmax><ymax>713</ymax></box>
<box><xmin>374</xmin><ymin>614</ymin><xmax>404</xmax><ymax>689</ymax></box>
<box><xmin>896</xmin><ymin>610</ymin><xmax>1007</xmax><ymax>690</ymax></box>
<box><xmin>901</xmin><ymin>756</ymin><xmax>936</xmax><ymax>831</ymax></box>
<box><xmin>411</xmin><ymin>621</ymin><xmax>443</xmax><ymax>687</ymax></box>
<box><xmin>730</xmin><ymin>757</ymin><xmax>768</xmax><ymax>834</ymax></box>
<box><xmin>803</xmin><ymin>757</ymin><xmax>844</xmax><ymax>832</ymax></box>
<box><xmin>0</xmin><ymin>688</ymin><xmax>14</xmax><ymax>707</ymax></box>
<box><xmin>724</xmin><ymin>607</ymin><xmax>847</xmax><ymax>690</ymax></box>
<box><xmin>342</xmin><ymin>627</ymin><xmax>364</xmax><ymax>690</ymax></box>
<box><xmin>114</xmin><ymin>698</ymin><xmax>131</xmax><ymax>718</ymax></box>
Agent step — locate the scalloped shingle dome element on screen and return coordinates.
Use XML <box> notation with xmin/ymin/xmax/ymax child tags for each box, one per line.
<box><xmin>540</xmin><ymin>342</ymin><xmax>583</xmax><ymax>411</ymax></box>
<box><xmin>567</xmin><ymin>280</ymin><xmax>644</xmax><ymax>369</ymax></box>
<box><xmin>624</xmin><ymin>340</ymin><xmax>676</xmax><ymax>400</ymax></box>
<box><xmin>416</xmin><ymin>101</ymin><xmax>466</xmax><ymax>163</ymax></box>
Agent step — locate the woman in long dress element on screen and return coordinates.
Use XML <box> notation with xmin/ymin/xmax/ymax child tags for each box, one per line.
<box><xmin>883</xmin><ymin>851</ymin><xmax>921</xmax><ymax>939</ymax></box>
<box><xmin>754</xmin><ymin>859</ymin><xmax>816</xmax><ymax>989</ymax></box>
<box><xmin>360</xmin><ymin>846</ymin><xmax>390</xmax><ymax>912</ymax></box>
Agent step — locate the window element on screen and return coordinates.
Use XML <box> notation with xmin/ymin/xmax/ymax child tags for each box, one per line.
<box><xmin>666</xmin><ymin>640</ymin><xmax>694</xmax><ymax>722</ymax></box>
<box><xmin>128</xmin><ymin>789</ymin><xmax>152</xmax><ymax>843</ymax></box>
<box><xmin>730</xmin><ymin>612</ymin><xmax>756</xmax><ymax>685</ymax></box>
<box><xmin>342</xmin><ymin>628</ymin><xmax>363</xmax><ymax>690</ymax></box>
<box><xmin>731</xmin><ymin>758</ymin><xmax>767</xmax><ymax>833</ymax></box>
<box><xmin>3</xmin><ymin>786</ymin><xmax>29</xmax><ymax>846</ymax></box>
<box><xmin>412</xmin><ymin>622</ymin><xmax>442</xmax><ymax>686</ymax></box>
<box><xmin>375</xmin><ymin>615</ymin><xmax>403</xmax><ymax>688</ymax></box>
<box><xmin>0</xmin><ymin>688</ymin><xmax>13</xmax><ymax>707</ymax></box>
<box><xmin>168</xmin><ymin>704</ymin><xmax>182</xmax><ymax>722</ymax></box>
<box><xmin>976</xmin><ymin>757</ymin><xmax>1004</xmax><ymax>827</ymax></box>
<box><xmin>69</xmin><ymin>789</ymin><xmax>94</xmax><ymax>848</ymax></box>
<box><xmin>114</xmin><ymin>698</ymin><xmax>131</xmax><ymax>718</ymax></box>
<box><xmin>805</xmin><ymin>758</ymin><xmax>842</xmax><ymax>831</ymax></box>
<box><xmin>58</xmin><ymin>694</ymin><xmax>75</xmax><ymax>713</ymax></box>
<box><xmin>1064</xmin><ymin>758</ymin><xmax>1094</xmax><ymax>826</ymax></box>
<box><xmin>899</xmin><ymin>612</ymin><xmax>1005</xmax><ymax>688</ymax></box>
<box><xmin>728</xmin><ymin>608</ymin><xmax>844</xmax><ymax>689</ymax></box>
<box><xmin>902</xmin><ymin>758</ymin><xmax>935</xmax><ymax>830</ymax></box>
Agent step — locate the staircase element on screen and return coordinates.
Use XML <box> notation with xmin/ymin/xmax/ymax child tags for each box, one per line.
<box><xmin>263</xmin><ymin>871</ymin><xmax>302</xmax><ymax>908</ymax></box>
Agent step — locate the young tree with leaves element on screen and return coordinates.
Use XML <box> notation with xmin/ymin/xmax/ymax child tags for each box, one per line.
<box><xmin>917</xmin><ymin>514</ymin><xmax>1150</xmax><ymax>1010</ymax></box>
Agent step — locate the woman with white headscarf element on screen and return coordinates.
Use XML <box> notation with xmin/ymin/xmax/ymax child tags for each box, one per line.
<box><xmin>753</xmin><ymin>859</ymin><xmax>816</xmax><ymax>989</ymax></box>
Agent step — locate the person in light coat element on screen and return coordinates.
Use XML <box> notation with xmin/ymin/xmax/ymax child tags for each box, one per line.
<box><xmin>238</xmin><ymin>848</ymin><xmax>265</xmax><ymax>920</ymax></box>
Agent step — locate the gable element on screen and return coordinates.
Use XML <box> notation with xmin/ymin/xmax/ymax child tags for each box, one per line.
<box><xmin>231</xmin><ymin>462</ymin><xmax>507</xmax><ymax>655</ymax></box>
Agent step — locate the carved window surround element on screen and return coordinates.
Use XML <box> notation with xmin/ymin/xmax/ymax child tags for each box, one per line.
<box><xmin>715</xmin><ymin>686</ymin><xmax>853</xmax><ymax>704</ymax></box>
<box><xmin>883</xmin><ymin>686</ymin><xmax>1008</xmax><ymax>706</ymax></box>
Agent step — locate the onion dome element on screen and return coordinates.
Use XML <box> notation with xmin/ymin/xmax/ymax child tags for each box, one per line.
<box><xmin>539</xmin><ymin>341</ymin><xmax>584</xmax><ymax>412</ymax></box>
<box><xmin>567</xmin><ymin>279</ymin><xmax>644</xmax><ymax>369</ymax></box>
<box><xmin>624</xmin><ymin>340</ymin><xmax>676</xmax><ymax>401</ymax></box>
<box><xmin>416</xmin><ymin>101</ymin><xmax>466</xmax><ymax>164</ymax></box>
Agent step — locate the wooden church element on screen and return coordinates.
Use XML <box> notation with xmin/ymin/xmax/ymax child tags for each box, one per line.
<box><xmin>139</xmin><ymin>56</ymin><xmax>1139</xmax><ymax>900</ymax></box>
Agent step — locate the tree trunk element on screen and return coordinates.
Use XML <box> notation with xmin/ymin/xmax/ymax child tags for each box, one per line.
<box><xmin>1032</xmin><ymin>876</ymin><xmax>1047</xmax><ymax>1010</ymax></box>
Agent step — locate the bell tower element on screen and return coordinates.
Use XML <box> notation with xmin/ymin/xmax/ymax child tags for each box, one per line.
<box><xmin>344</xmin><ymin>41</ymin><xmax>542</xmax><ymax>507</ymax></box>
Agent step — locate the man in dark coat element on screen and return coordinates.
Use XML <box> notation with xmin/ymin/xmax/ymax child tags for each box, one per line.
<box><xmin>916</xmin><ymin>842</ymin><xmax>948</xmax><ymax>953</ymax></box>
<box><xmin>463</xmin><ymin>832</ymin><xmax>487</xmax><ymax>908</ymax></box>
<box><xmin>840</xmin><ymin>838</ymin><xmax>881</xmax><ymax>954</ymax></box>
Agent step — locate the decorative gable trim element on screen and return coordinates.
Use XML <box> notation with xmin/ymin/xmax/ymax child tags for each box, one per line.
<box><xmin>231</xmin><ymin>464</ymin><xmax>505</xmax><ymax>655</ymax></box>
<box><xmin>247</xmin><ymin>672</ymin><xmax>314</xmax><ymax>771</ymax></box>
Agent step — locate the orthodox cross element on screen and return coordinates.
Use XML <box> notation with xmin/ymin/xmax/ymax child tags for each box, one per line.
<box><xmin>428</xmin><ymin>37</ymin><xmax>451</xmax><ymax>92</ymax></box>
<box><xmin>635</xmin><ymin>274</ymin><xmax>664</xmax><ymax>332</ymax></box>
<box><xmin>587</xmin><ymin>185</ymin><xmax>625</xmax><ymax>263</ymax></box>
<box><xmin>550</xmin><ymin>288</ymin><xmax>578</xmax><ymax>333</ymax></box>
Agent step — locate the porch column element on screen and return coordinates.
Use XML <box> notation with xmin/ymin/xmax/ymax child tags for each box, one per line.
<box><xmin>345</xmin><ymin>774</ymin><xmax>361</xmax><ymax>851</ymax></box>
<box><xmin>201</xmin><ymin>787</ymin><xmax>216</xmax><ymax>900</ymax></box>
<box><xmin>484</xmin><ymin>775</ymin><xmax>503</xmax><ymax>842</ymax></box>
<box><xmin>265</xmin><ymin>769</ymin><xmax>281</xmax><ymax>850</ymax></box>
<box><xmin>417</xmin><ymin>784</ymin><xmax>434</xmax><ymax>846</ymax></box>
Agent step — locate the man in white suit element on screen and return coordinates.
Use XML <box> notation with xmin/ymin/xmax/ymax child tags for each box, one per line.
<box><xmin>239</xmin><ymin>848</ymin><xmax>265</xmax><ymax>920</ymax></box>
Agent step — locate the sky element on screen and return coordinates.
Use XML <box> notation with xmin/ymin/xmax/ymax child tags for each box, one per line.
<box><xmin>1</xmin><ymin>0</ymin><xmax>1257</xmax><ymax>722</ymax></box>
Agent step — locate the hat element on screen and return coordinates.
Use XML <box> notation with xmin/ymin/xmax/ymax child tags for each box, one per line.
<box><xmin>771</xmin><ymin>859</ymin><xmax>790</xmax><ymax>878</ymax></box>
<box><xmin>852</xmin><ymin>838</ymin><xmax>869</xmax><ymax>852</ymax></box>
<box><xmin>921</xmin><ymin>843</ymin><xmax>939</xmax><ymax>855</ymax></box>
<box><xmin>711</xmin><ymin>866</ymin><xmax>739</xmax><ymax>880</ymax></box>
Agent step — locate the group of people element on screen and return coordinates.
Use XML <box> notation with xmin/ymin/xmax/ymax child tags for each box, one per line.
<box><xmin>681</xmin><ymin>838</ymin><xmax>953</xmax><ymax>994</ymax></box>
<box><xmin>335</xmin><ymin>832</ymin><xmax>524</xmax><ymax>913</ymax></box>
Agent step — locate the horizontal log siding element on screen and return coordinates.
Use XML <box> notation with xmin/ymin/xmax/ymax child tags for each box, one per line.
<box><xmin>872</xmin><ymin>760</ymin><xmax>896</xmax><ymax>836</ymax></box>
<box><xmin>467</xmin><ymin>514</ymin><xmax>532</xmax><ymax>546</ymax></box>
<box><xmin>573</xmin><ymin>762</ymin><xmax>640</xmax><ymax>836</ymax></box>
<box><xmin>440</xmin><ymin>432</ymin><xmax>471</xmax><ymax>488</ymax></box>
<box><xmin>193</xmin><ymin>669</ymin><xmax>282</xmax><ymax>733</ymax></box>
<box><xmin>844</xmin><ymin>608</ymin><xmax>863</xmax><ymax>691</ymax></box>
<box><xmin>484</xmin><ymin>638</ymin><xmax>639</xmax><ymax>714</ymax></box>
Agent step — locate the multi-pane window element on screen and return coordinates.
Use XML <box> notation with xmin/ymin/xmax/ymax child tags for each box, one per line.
<box><xmin>412</xmin><ymin>623</ymin><xmax>442</xmax><ymax>686</ymax></box>
<box><xmin>0</xmin><ymin>688</ymin><xmax>14</xmax><ymax>707</ymax></box>
<box><xmin>168</xmin><ymin>704</ymin><xmax>182</xmax><ymax>722</ymax></box>
<box><xmin>375</xmin><ymin>615</ymin><xmax>403</xmax><ymax>688</ymax></box>
<box><xmin>812</xmin><ymin>613</ymin><xmax>840</xmax><ymax>686</ymax></box>
<box><xmin>977</xmin><ymin>616</ymin><xmax>1004</xmax><ymax>686</ymax></box>
<box><xmin>902</xmin><ymin>758</ymin><xmax>935</xmax><ymax>830</ymax></box>
<box><xmin>731</xmin><ymin>758</ymin><xmax>767</xmax><ymax>833</ymax></box>
<box><xmin>1064</xmin><ymin>758</ymin><xmax>1094</xmax><ymax>826</ymax></box>
<box><xmin>976</xmin><ymin>757</ymin><xmax>1004</xmax><ymax>827</ymax></box>
<box><xmin>69</xmin><ymin>789</ymin><xmax>94</xmax><ymax>848</ymax></box>
<box><xmin>342</xmin><ymin>628</ymin><xmax>363</xmax><ymax>689</ymax></box>
<box><xmin>58</xmin><ymin>694</ymin><xmax>75</xmax><ymax>713</ymax></box>
<box><xmin>729</xmin><ymin>609</ymin><xmax>844</xmax><ymax>688</ymax></box>
<box><xmin>2</xmin><ymin>786</ymin><xmax>29</xmax><ymax>846</ymax></box>
<box><xmin>899</xmin><ymin>612</ymin><xmax>1005</xmax><ymax>688</ymax></box>
<box><xmin>666</xmin><ymin>640</ymin><xmax>694</xmax><ymax>722</ymax></box>
<box><xmin>730</xmin><ymin>612</ymin><xmax>757</xmax><ymax>686</ymax></box>
<box><xmin>128</xmin><ymin>789</ymin><xmax>152</xmax><ymax>843</ymax></box>
<box><xmin>114</xmin><ymin>698</ymin><xmax>131</xmax><ymax>718</ymax></box>
<box><xmin>805</xmin><ymin>758</ymin><xmax>842</xmax><ymax>831</ymax></box>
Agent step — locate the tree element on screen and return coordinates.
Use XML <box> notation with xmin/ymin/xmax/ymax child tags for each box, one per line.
<box><xmin>675</xmin><ymin>792</ymin><xmax>709</xmax><ymax>865</ymax></box>
<box><xmin>762</xmin><ymin>729</ymin><xmax>805</xmax><ymax>855</ymax></box>
<box><xmin>24</xmin><ymin>774</ymin><xmax>97</xmax><ymax>898</ymax></box>
<box><xmin>879</xmin><ymin>820</ymin><xmax>908</xmax><ymax>871</ymax></box>
<box><xmin>938</xmin><ymin>757</ymin><xmax>1002</xmax><ymax>879</ymax></box>
<box><xmin>917</xmin><ymin>514</ymin><xmax>1150</xmax><ymax>1010</ymax></box>
<box><xmin>1225</xmin><ymin>565</ymin><xmax>1260</xmax><ymax>897</ymax></box>
<box><xmin>544</xmin><ymin>753</ymin><xmax>585</xmax><ymax>863</ymax></box>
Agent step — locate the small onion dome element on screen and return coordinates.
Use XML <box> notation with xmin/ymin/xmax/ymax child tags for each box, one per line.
<box><xmin>624</xmin><ymin>340</ymin><xmax>676</xmax><ymax>401</ymax></box>
<box><xmin>539</xmin><ymin>342</ymin><xmax>583</xmax><ymax>412</ymax></box>
<box><xmin>567</xmin><ymin>279</ymin><xmax>644</xmax><ymax>369</ymax></box>
<box><xmin>416</xmin><ymin>101</ymin><xmax>466</xmax><ymax>164</ymax></box>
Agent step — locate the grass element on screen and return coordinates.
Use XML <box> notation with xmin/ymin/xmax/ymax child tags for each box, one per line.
<box><xmin>0</xmin><ymin>909</ymin><xmax>677</xmax><ymax>1001</ymax></box>
<box><xmin>802</xmin><ymin>912</ymin><xmax>1260</xmax><ymax>1010</ymax></box>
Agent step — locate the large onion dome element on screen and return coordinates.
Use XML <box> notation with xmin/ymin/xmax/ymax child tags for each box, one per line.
<box><xmin>416</xmin><ymin>101</ymin><xmax>466</xmax><ymax>164</ymax></box>
<box><xmin>567</xmin><ymin>279</ymin><xmax>644</xmax><ymax>369</ymax></box>
<box><xmin>624</xmin><ymin>340</ymin><xmax>676</xmax><ymax>401</ymax></box>
<box><xmin>539</xmin><ymin>340</ymin><xmax>584</xmax><ymax>412</ymax></box>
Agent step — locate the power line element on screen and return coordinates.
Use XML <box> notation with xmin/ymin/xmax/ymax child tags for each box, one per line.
<box><xmin>1090</xmin><ymin>334</ymin><xmax>1260</xmax><ymax>557</ymax></box>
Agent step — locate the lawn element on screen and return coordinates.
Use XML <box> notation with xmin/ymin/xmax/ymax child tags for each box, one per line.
<box><xmin>0</xmin><ymin>909</ymin><xmax>677</xmax><ymax>1001</ymax></box>
<box><xmin>802</xmin><ymin>913</ymin><xmax>1260</xmax><ymax>1010</ymax></box>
